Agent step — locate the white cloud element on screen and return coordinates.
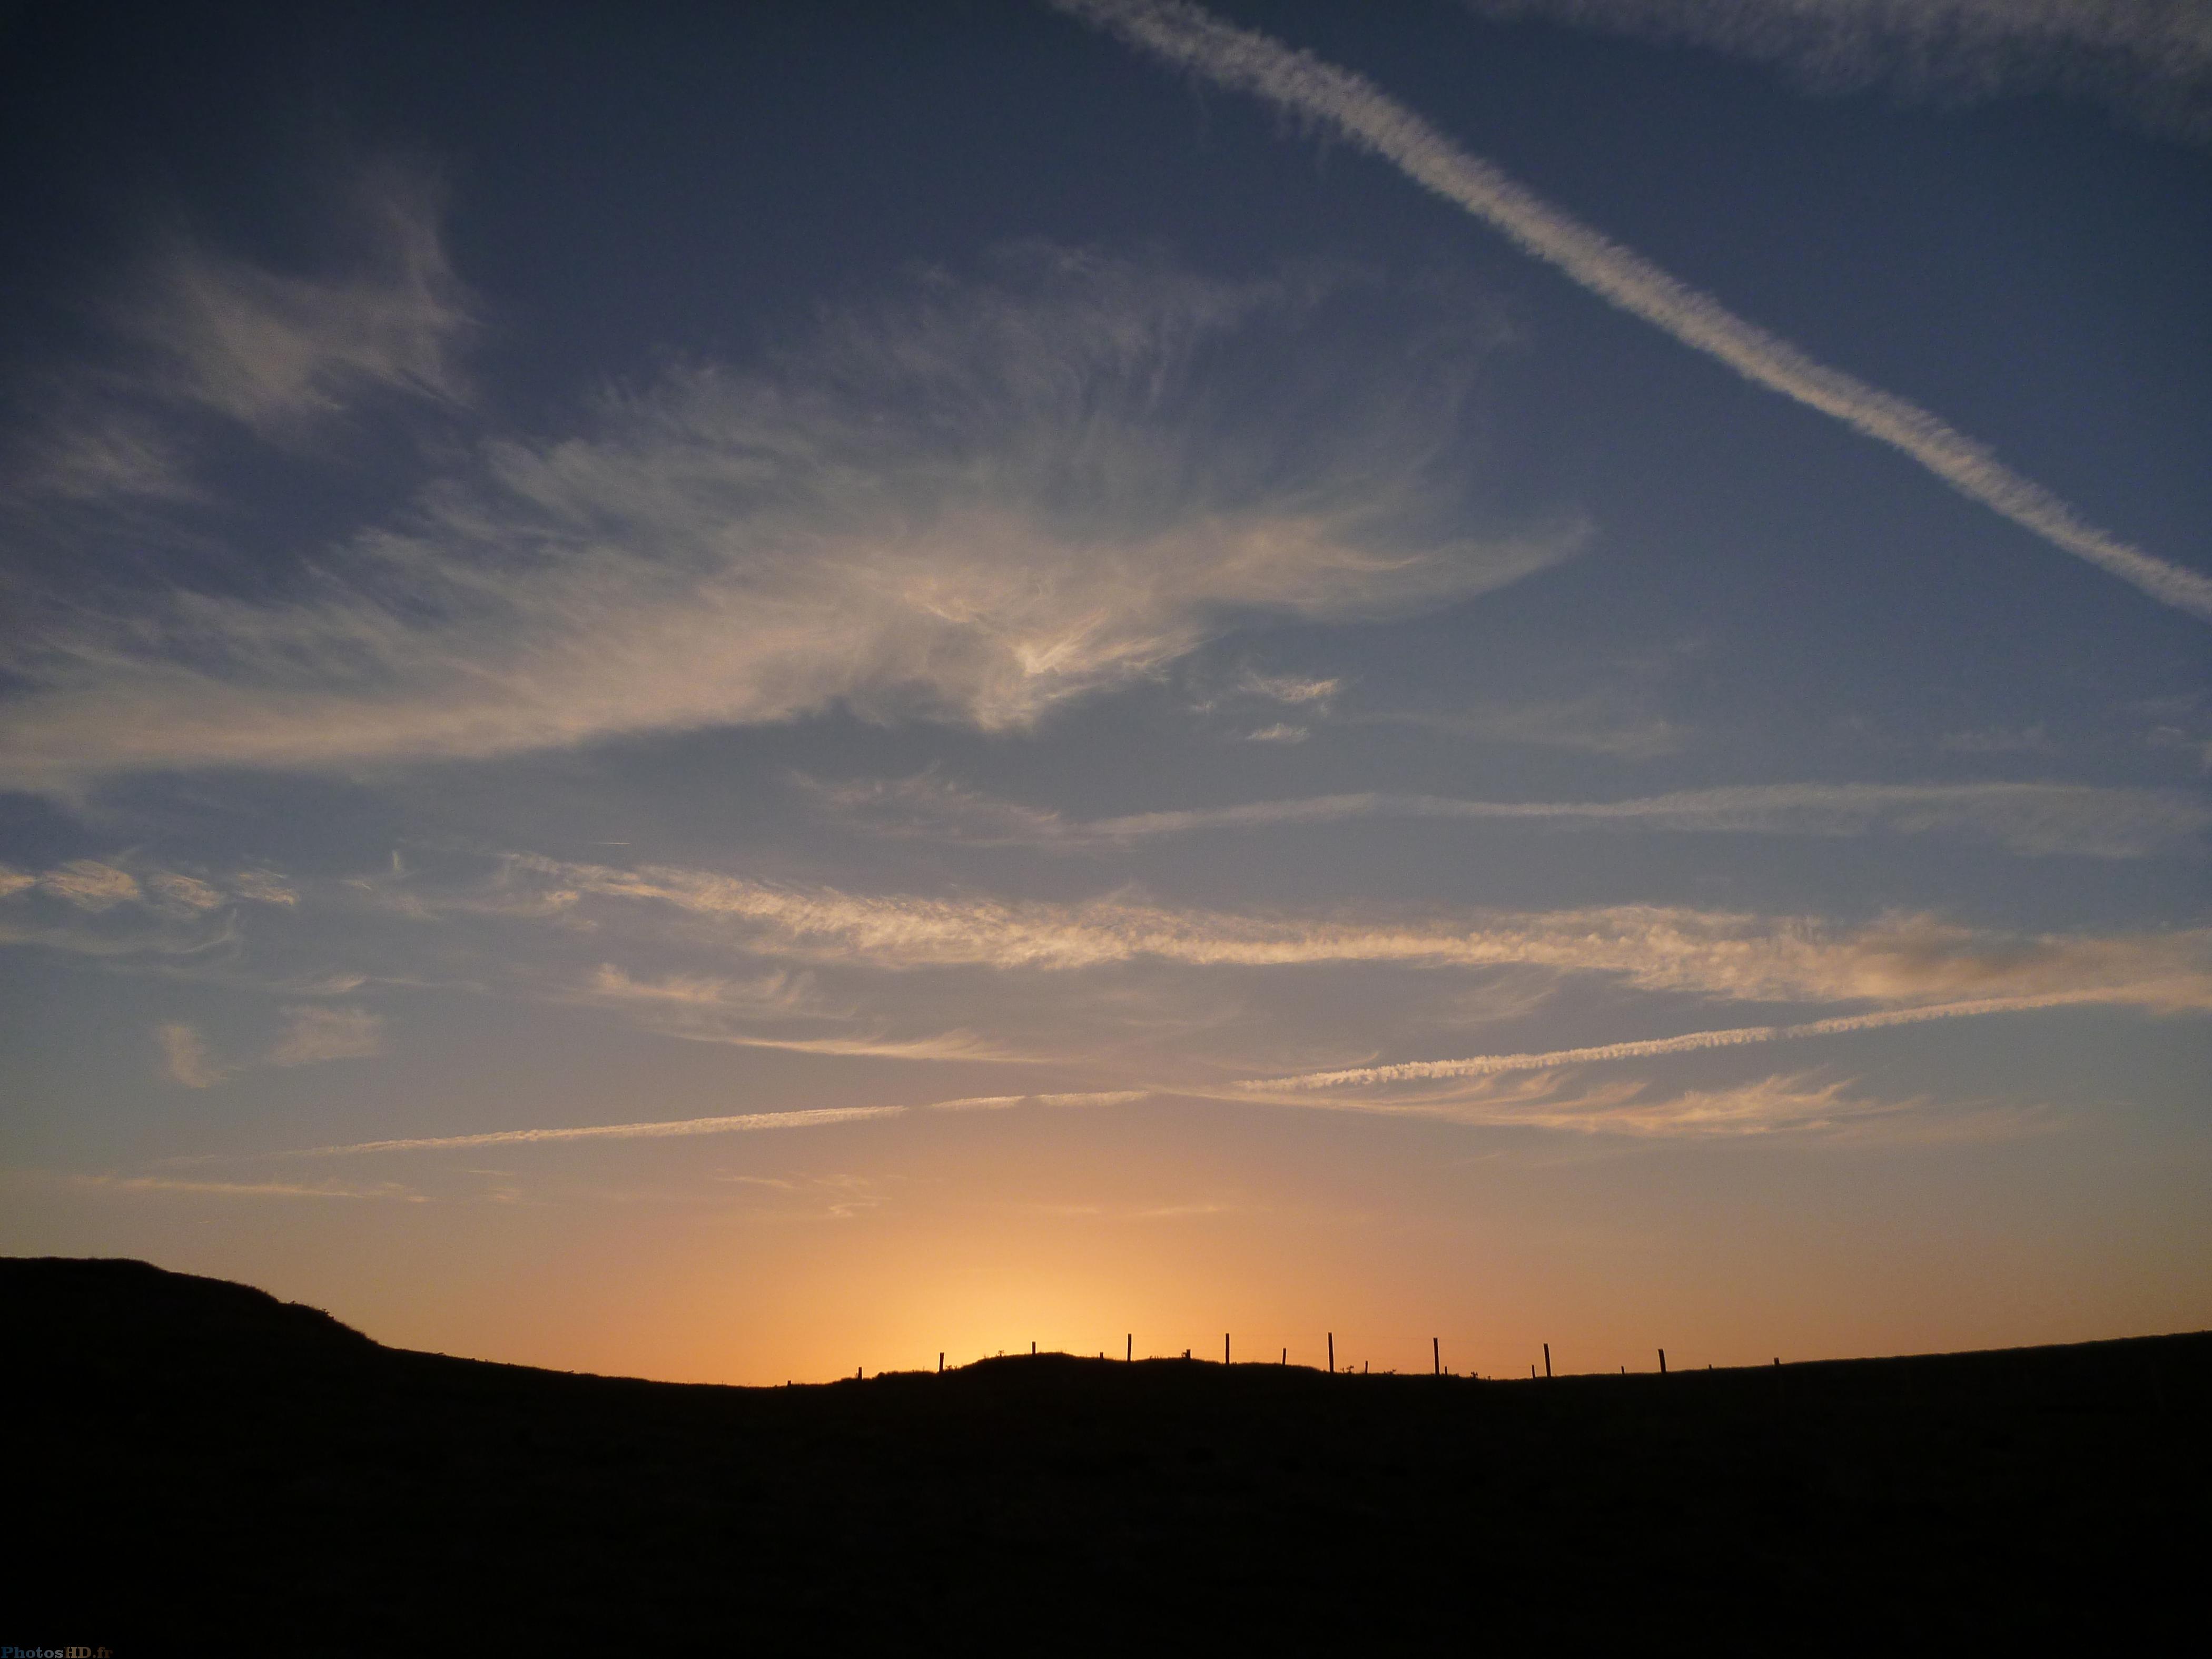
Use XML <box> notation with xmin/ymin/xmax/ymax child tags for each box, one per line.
<box><xmin>1442</xmin><ymin>1071</ymin><xmax>1913</xmax><ymax>1138</ymax></box>
<box><xmin>157</xmin><ymin>1022</ymin><xmax>228</xmax><ymax>1089</ymax></box>
<box><xmin>925</xmin><ymin>1090</ymin><xmax>1149</xmax><ymax>1110</ymax></box>
<box><xmin>0</xmin><ymin>857</ymin><xmax>298</xmax><ymax>959</ymax></box>
<box><xmin>152</xmin><ymin>1005</ymin><xmax>383</xmax><ymax>1088</ymax></box>
<box><xmin>1243</xmin><ymin>723</ymin><xmax>1309</xmax><ymax>743</ymax></box>
<box><xmin>123</xmin><ymin>169</ymin><xmax>471</xmax><ymax>431</ymax></box>
<box><xmin>1236</xmin><ymin>669</ymin><xmax>1342</xmax><ymax>706</ymax></box>
<box><xmin>232</xmin><ymin>870</ymin><xmax>299</xmax><ymax>906</ymax></box>
<box><xmin>266</xmin><ymin>1103</ymin><xmax>907</xmax><ymax>1158</ymax></box>
<box><xmin>798</xmin><ymin>771</ymin><xmax>1082</xmax><ymax>847</ymax></box>
<box><xmin>265</xmin><ymin>1005</ymin><xmax>385</xmax><ymax>1068</ymax></box>
<box><xmin>6</xmin><ymin>416</ymin><xmax>195</xmax><ymax>505</ymax></box>
<box><xmin>1054</xmin><ymin>0</ymin><xmax>2212</xmax><ymax>620</ymax></box>
<box><xmin>1091</xmin><ymin>779</ymin><xmax>2211</xmax><ymax>857</ymax></box>
<box><xmin>1462</xmin><ymin>0</ymin><xmax>2212</xmax><ymax>142</ymax></box>
<box><xmin>1242</xmin><ymin>991</ymin><xmax>2142</xmax><ymax>1091</ymax></box>
<box><xmin>806</xmin><ymin>775</ymin><xmax>2209</xmax><ymax>857</ymax></box>
<box><xmin>496</xmin><ymin>851</ymin><xmax>2212</xmax><ymax>1011</ymax></box>
<box><xmin>71</xmin><ymin>1173</ymin><xmax>426</xmax><ymax>1200</ymax></box>
<box><xmin>1223</xmin><ymin>1061</ymin><xmax>2021</xmax><ymax>1141</ymax></box>
<box><xmin>575</xmin><ymin>964</ymin><xmax>1006</xmax><ymax>1061</ymax></box>
<box><xmin>2</xmin><ymin>169</ymin><xmax>471</xmax><ymax>515</ymax></box>
<box><xmin>0</xmin><ymin>249</ymin><xmax>1576</xmax><ymax>792</ymax></box>
<box><xmin>146</xmin><ymin>871</ymin><xmax>225</xmax><ymax>913</ymax></box>
<box><xmin>38</xmin><ymin>861</ymin><xmax>142</xmax><ymax>911</ymax></box>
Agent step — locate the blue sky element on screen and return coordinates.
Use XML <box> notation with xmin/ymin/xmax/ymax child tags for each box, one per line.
<box><xmin>2</xmin><ymin>0</ymin><xmax>2207</xmax><ymax>1380</ymax></box>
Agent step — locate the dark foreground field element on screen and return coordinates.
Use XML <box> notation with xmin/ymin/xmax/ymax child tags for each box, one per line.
<box><xmin>9</xmin><ymin>1258</ymin><xmax>2207</xmax><ymax>1652</ymax></box>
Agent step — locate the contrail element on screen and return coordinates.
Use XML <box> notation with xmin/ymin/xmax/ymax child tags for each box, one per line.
<box><xmin>262</xmin><ymin>1104</ymin><xmax>906</xmax><ymax>1158</ymax></box>
<box><xmin>925</xmin><ymin>1090</ymin><xmax>1151</xmax><ymax>1110</ymax></box>
<box><xmin>202</xmin><ymin>1092</ymin><xmax>1153</xmax><ymax>1159</ymax></box>
<box><xmin>1052</xmin><ymin>0</ymin><xmax>2212</xmax><ymax>621</ymax></box>
<box><xmin>1241</xmin><ymin>991</ymin><xmax>2110</xmax><ymax>1090</ymax></box>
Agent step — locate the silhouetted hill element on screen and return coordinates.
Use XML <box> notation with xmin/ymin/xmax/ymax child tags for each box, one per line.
<box><xmin>3</xmin><ymin>1254</ymin><xmax>376</xmax><ymax>1368</ymax></box>
<box><xmin>11</xmin><ymin>1257</ymin><xmax>2207</xmax><ymax>1653</ymax></box>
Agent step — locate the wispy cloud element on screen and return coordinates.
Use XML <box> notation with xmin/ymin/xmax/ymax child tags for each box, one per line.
<box><xmin>155</xmin><ymin>1003</ymin><xmax>385</xmax><ymax>1089</ymax></box>
<box><xmin>1236</xmin><ymin>668</ymin><xmax>1342</xmax><ymax>707</ymax></box>
<box><xmin>1353</xmin><ymin>698</ymin><xmax>1686</xmax><ymax>757</ymax></box>
<box><xmin>1054</xmin><ymin>0</ymin><xmax>2212</xmax><ymax>620</ymax></box>
<box><xmin>0</xmin><ymin>249</ymin><xmax>1577</xmax><ymax>793</ymax></box>
<box><xmin>37</xmin><ymin>860</ymin><xmax>144</xmax><ymax>911</ymax></box>
<box><xmin>1462</xmin><ymin>0</ymin><xmax>2212</xmax><ymax>143</ymax></box>
<box><xmin>3</xmin><ymin>169</ymin><xmax>471</xmax><ymax>514</ymax></box>
<box><xmin>69</xmin><ymin>1173</ymin><xmax>428</xmax><ymax>1200</ymax></box>
<box><xmin>1224</xmin><ymin>1062</ymin><xmax>2032</xmax><ymax>1142</ymax></box>
<box><xmin>925</xmin><ymin>1090</ymin><xmax>1150</xmax><ymax>1111</ymax></box>
<box><xmin>260</xmin><ymin>1104</ymin><xmax>908</xmax><ymax>1159</ymax></box>
<box><xmin>495</xmin><ymin>851</ymin><xmax>2212</xmax><ymax>1010</ymax></box>
<box><xmin>1096</xmin><ymin>780</ymin><xmax>2211</xmax><ymax>857</ymax></box>
<box><xmin>809</xmin><ymin>776</ymin><xmax>2210</xmax><ymax>857</ymax></box>
<box><xmin>1242</xmin><ymin>991</ymin><xmax>2142</xmax><ymax>1091</ymax></box>
<box><xmin>157</xmin><ymin>1022</ymin><xmax>227</xmax><ymax>1089</ymax></box>
<box><xmin>1427</xmin><ymin>1072</ymin><xmax>1934</xmax><ymax>1139</ymax></box>
<box><xmin>121</xmin><ymin>168</ymin><xmax>471</xmax><ymax>433</ymax></box>
<box><xmin>265</xmin><ymin>1005</ymin><xmax>386</xmax><ymax>1068</ymax></box>
<box><xmin>7</xmin><ymin>416</ymin><xmax>196</xmax><ymax>506</ymax></box>
<box><xmin>0</xmin><ymin>857</ymin><xmax>293</xmax><ymax>960</ymax></box>
<box><xmin>797</xmin><ymin>771</ymin><xmax>1082</xmax><ymax>847</ymax></box>
<box><xmin>575</xmin><ymin>964</ymin><xmax>1013</xmax><ymax>1062</ymax></box>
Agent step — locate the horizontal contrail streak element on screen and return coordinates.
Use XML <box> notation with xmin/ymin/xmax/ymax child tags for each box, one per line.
<box><xmin>1053</xmin><ymin>0</ymin><xmax>2212</xmax><ymax>621</ymax></box>
<box><xmin>270</xmin><ymin>1104</ymin><xmax>907</xmax><ymax>1158</ymax></box>
<box><xmin>1241</xmin><ymin>992</ymin><xmax>2110</xmax><ymax>1090</ymax></box>
<box><xmin>926</xmin><ymin>1090</ymin><xmax>1151</xmax><ymax>1110</ymax></box>
<box><xmin>1083</xmin><ymin>781</ymin><xmax>2208</xmax><ymax>856</ymax></box>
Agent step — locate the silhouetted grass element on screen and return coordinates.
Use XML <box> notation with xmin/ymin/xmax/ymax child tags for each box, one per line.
<box><xmin>9</xmin><ymin>1257</ymin><xmax>2205</xmax><ymax>1652</ymax></box>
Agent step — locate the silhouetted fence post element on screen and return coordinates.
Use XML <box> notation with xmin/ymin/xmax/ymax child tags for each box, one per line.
<box><xmin>1328</xmin><ymin>1332</ymin><xmax>1335</xmax><ymax>1374</ymax></box>
<box><xmin>1225</xmin><ymin>1333</ymin><xmax>1231</xmax><ymax>1366</ymax></box>
<box><xmin>1031</xmin><ymin>1341</ymin><xmax>1036</xmax><ymax>1355</ymax></box>
<box><xmin>1544</xmin><ymin>1342</ymin><xmax>1552</xmax><ymax>1379</ymax></box>
<box><xmin>938</xmin><ymin>1352</ymin><xmax>944</xmax><ymax>1375</ymax></box>
<box><xmin>1433</xmin><ymin>1337</ymin><xmax>1440</xmax><ymax>1377</ymax></box>
<box><xmin>1126</xmin><ymin>1334</ymin><xmax>1132</xmax><ymax>1362</ymax></box>
<box><xmin>1281</xmin><ymin>1347</ymin><xmax>1287</xmax><ymax>1365</ymax></box>
<box><xmin>1658</xmin><ymin>1348</ymin><xmax>1667</xmax><ymax>1375</ymax></box>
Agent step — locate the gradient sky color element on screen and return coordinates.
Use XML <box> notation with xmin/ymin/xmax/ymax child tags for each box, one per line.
<box><xmin>3</xmin><ymin>0</ymin><xmax>2207</xmax><ymax>1385</ymax></box>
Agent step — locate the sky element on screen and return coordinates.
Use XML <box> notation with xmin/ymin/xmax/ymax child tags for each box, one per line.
<box><xmin>2</xmin><ymin>0</ymin><xmax>2207</xmax><ymax>1385</ymax></box>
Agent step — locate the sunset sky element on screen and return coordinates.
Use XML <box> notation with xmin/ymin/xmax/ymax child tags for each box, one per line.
<box><xmin>3</xmin><ymin>0</ymin><xmax>2207</xmax><ymax>1385</ymax></box>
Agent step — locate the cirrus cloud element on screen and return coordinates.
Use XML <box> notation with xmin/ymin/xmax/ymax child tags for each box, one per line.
<box><xmin>0</xmin><ymin>250</ymin><xmax>1577</xmax><ymax>794</ymax></box>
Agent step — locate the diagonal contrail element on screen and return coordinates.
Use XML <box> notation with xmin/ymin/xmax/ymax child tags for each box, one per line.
<box><xmin>257</xmin><ymin>1104</ymin><xmax>907</xmax><ymax>1158</ymax></box>
<box><xmin>1239</xmin><ymin>991</ymin><xmax>2113</xmax><ymax>1091</ymax></box>
<box><xmin>1051</xmin><ymin>0</ymin><xmax>2212</xmax><ymax>621</ymax></box>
